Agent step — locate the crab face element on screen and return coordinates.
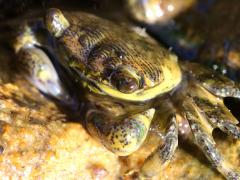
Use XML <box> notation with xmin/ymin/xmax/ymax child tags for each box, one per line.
<box><xmin>15</xmin><ymin>8</ymin><xmax>240</xmax><ymax>179</ymax></box>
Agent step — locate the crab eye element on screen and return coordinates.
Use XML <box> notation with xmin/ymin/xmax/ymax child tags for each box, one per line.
<box><xmin>110</xmin><ymin>67</ymin><xmax>140</xmax><ymax>93</ymax></box>
<box><xmin>45</xmin><ymin>8</ymin><xmax>69</xmax><ymax>38</ymax></box>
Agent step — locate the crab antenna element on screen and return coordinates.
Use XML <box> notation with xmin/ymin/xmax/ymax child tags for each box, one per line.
<box><xmin>45</xmin><ymin>8</ymin><xmax>70</xmax><ymax>38</ymax></box>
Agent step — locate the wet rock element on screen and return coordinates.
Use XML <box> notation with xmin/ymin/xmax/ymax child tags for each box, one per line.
<box><xmin>0</xmin><ymin>82</ymin><xmax>120</xmax><ymax>179</ymax></box>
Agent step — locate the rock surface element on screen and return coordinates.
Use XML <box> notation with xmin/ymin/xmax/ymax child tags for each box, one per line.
<box><xmin>0</xmin><ymin>82</ymin><xmax>120</xmax><ymax>179</ymax></box>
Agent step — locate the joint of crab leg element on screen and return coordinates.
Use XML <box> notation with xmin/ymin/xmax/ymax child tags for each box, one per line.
<box><xmin>140</xmin><ymin>113</ymin><xmax>178</xmax><ymax>178</ymax></box>
<box><xmin>86</xmin><ymin>108</ymin><xmax>155</xmax><ymax>156</ymax></box>
<box><xmin>183</xmin><ymin>100</ymin><xmax>240</xmax><ymax>179</ymax></box>
<box><xmin>189</xmin><ymin>115</ymin><xmax>240</xmax><ymax>179</ymax></box>
<box><xmin>220</xmin><ymin>121</ymin><xmax>240</xmax><ymax>139</ymax></box>
<box><xmin>189</xmin><ymin>84</ymin><xmax>240</xmax><ymax>139</ymax></box>
<box><xmin>192</xmin><ymin>121</ymin><xmax>240</xmax><ymax>179</ymax></box>
<box><xmin>182</xmin><ymin>62</ymin><xmax>240</xmax><ymax>98</ymax></box>
<box><xmin>210</xmin><ymin>86</ymin><xmax>240</xmax><ymax>98</ymax></box>
<box><xmin>195</xmin><ymin>100</ymin><xmax>240</xmax><ymax>139</ymax></box>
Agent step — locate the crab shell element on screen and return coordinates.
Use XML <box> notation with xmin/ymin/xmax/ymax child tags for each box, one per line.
<box><xmin>45</xmin><ymin>8</ymin><xmax>182</xmax><ymax>102</ymax></box>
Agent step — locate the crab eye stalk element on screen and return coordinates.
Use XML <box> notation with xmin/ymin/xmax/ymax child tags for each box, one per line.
<box><xmin>110</xmin><ymin>67</ymin><xmax>140</xmax><ymax>93</ymax></box>
<box><xmin>45</xmin><ymin>8</ymin><xmax>70</xmax><ymax>38</ymax></box>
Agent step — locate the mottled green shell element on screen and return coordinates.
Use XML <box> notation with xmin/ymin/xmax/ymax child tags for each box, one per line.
<box><xmin>45</xmin><ymin>9</ymin><xmax>182</xmax><ymax>101</ymax></box>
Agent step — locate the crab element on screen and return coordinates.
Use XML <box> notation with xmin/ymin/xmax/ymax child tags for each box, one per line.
<box><xmin>13</xmin><ymin>8</ymin><xmax>240</xmax><ymax>179</ymax></box>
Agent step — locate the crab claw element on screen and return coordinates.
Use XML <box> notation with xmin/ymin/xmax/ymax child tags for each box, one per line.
<box><xmin>86</xmin><ymin>108</ymin><xmax>155</xmax><ymax>156</ymax></box>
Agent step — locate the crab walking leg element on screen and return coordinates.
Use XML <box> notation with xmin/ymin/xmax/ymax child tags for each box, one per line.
<box><xmin>182</xmin><ymin>62</ymin><xmax>240</xmax><ymax>98</ymax></box>
<box><xmin>190</xmin><ymin>83</ymin><xmax>240</xmax><ymax>139</ymax></box>
<box><xmin>140</xmin><ymin>113</ymin><xmax>178</xmax><ymax>178</ymax></box>
<box><xmin>86</xmin><ymin>108</ymin><xmax>155</xmax><ymax>156</ymax></box>
<box><xmin>183</xmin><ymin>99</ymin><xmax>240</xmax><ymax>179</ymax></box>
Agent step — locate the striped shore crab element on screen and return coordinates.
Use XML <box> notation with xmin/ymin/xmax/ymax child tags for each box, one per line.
<box><xmin>14</xmin><ymin>8</ymin><xmax>240</xmax><ymax>179</ymax></box>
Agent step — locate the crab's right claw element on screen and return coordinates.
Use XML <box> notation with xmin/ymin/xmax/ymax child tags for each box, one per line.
<box><xmin>86</xmin><ymin>108</ymin><xmax>155</xmax><ymax>156</ymax></box>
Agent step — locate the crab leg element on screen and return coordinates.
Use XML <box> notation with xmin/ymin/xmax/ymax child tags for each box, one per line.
<box><xmin>140</xmin><ymin>102</ymin><xmax>178</xmax><ymax>178</ymax></box>
<box><xmin>182</xmin><ymin>62</ymin><xmax>240</xmax><ymax>98</ymax></box>
<box><xmin>189</xmin><ymin>83</ymin><xmax>240</xmax><ymax>139</ymax></box>
<box><xmin>182</xmin><ymin>84</ymin><xmax>240</xmax><ymax>179</ymax></box>
<box><xmin>86</xmin><ymin>108</ymin><xmax>155</xmax><ymax>156</ymax></box>
<box><xmin>183</xmin><ymin>99</ymin><xmax>240</xmax><ymax>179</ymax></box>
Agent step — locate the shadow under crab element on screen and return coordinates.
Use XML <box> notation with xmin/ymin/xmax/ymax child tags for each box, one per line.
<box><xmin>13</xmin><ymin>8</ymin><xmax>240</xmax><ymax>179</ymax></box>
